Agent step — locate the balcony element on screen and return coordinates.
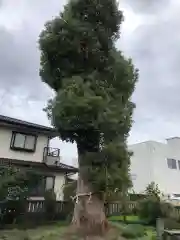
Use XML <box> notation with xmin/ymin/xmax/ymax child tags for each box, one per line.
<box><xmin>43</xmin><ymin>147</ymin><xmax>60</xmax><ymax>166</ymax></box>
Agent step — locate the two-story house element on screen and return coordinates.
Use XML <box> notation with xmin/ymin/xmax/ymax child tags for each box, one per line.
<box><xmin>0</xmin><ymin>114</ymin><xmax>78</xmax><ymax>200</ymax></box>
<box><xmin>129</xmin><ymin>137</ymin><xmax>180</xmax><ymax>196</ymax></box>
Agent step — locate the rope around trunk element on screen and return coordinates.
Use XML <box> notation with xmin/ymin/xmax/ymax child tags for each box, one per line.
<box><xmin>71</xmin><ymin>192</ymin><xmax>93</xmax><ymax>204</ymax></box>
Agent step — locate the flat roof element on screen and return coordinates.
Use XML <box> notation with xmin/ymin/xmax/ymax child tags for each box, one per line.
<box><xmin>166</xmin><ymin>137</ymin><xmax>180</xmax><ymax>140</ymax></box>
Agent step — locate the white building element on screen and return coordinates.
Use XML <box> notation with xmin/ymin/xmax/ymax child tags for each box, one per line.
<box><xmin>129</xmin><ymin>137</ymin><xmax>180</xmax><ymax>196</ymax></box>
<box><xmin>0</xmin><ymin>114</ymin><xmax>77</xmax><ymax>200</ymax></box>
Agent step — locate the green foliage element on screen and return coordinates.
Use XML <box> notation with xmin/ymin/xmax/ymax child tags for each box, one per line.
<box><xmin>0</xmin><ymin>165</ymin><xmax>41</xmax><ymax>225</ymax></box>
<box><xmin>0</xmin><ymin>165</ymin><xmax>41</xmax><ymax>201</ymax></box>
<box><xmin>129</xmin><ymin>193</ymin><xmax>145</xmax><ymax>201</ymax></box>
<box><xmin>44</xmin><ymin>190</ymin><xmax>56</xmax><ymax>221</ymax></box>
<box><xmin>138</xmin><ymin>198</ymin><xmax>161</xmax><ymax>224</ymax></box>
<box><xmin>62</xmin><ymin>179</ymin><xmax>76</xmax><ymax>222</ymax></box>
<box><xmin>138</xmin><ymin>183</ymin><xmax>172</xmax><ymax>225</ymax></box>
<box><xmin>0</xmin><ymin>200</ymin><xmax>27</xmax><ymax>225</ymax></box>
<box><xmin>121</xmin><ymin>224</ymin><xmax>145</xmax><ymax>239</ymax></box>
<box><xmin>63</xmin><ymin>179</ymin><xmax>77</xmax><ymax>201</ymax></box>
<box><xmin>139</xmin><ymin>198</ymin><xmax>172</xmax><ymax>225</ymax></box>
<box><xmin>144</xmin><ymin>182</ymin><xmax>161</xmax><ymax>199</ymax></box>
<box><xmin>39</xmin><ymin>0</ymin><xmax>138</xmax><ymax>195</ymax></box>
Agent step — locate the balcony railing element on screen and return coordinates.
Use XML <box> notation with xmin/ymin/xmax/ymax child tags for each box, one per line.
<box><xmin>43</xmin><ymin>147</ymin><xmax>60</xmax><ymax>166</ymax></box>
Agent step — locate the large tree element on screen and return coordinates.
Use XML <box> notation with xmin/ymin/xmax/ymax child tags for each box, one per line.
<box><xmin>39</xmin><ymin>0</ymin><xmax>138</xmax><ymax>238</ymax></box>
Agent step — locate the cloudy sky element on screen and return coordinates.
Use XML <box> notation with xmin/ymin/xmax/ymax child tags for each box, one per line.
<box><xmin>0</xmin><ymin>0</ymin><xmax>179</xmax><ymax>166</ymax></box>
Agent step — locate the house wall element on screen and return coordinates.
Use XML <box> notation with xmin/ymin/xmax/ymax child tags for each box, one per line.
<box><xmin>0</xmin><ymin>125</ymin><xmax>76</xmax><ymax>201</ymax></box>
<box><xmin>30</xmin><ymin>174</ymin><xmax>67</xmax><ymax>201</ymax></box>
<box><xmin>54</xmin><ymin>173</ymin><xmax>65</xmax><ymax>201</ymax></box>
<box><xmin>129</xmin><ymin>138</ymin><xmax>180</xmax><ymax>195</ymax></box>
<box><xmin>129</xmin><ymin>141</ymin><xmax>155</xmax><ymax>193</ymax></box>
<box><xmin>152</xmin><ymin>138</ymin><xmax>180</xmax><ymax>195</ymax></box>
<box><xmin>0</xmin><ymin>126</ymin><xmax>48</xmax><ymax>162</ymax></box>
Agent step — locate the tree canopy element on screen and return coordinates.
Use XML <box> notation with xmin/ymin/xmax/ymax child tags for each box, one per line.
<box><xmin>39</xmin><ymin>0</ymin><xmax>138</xmax><ymax>206</ymax></box>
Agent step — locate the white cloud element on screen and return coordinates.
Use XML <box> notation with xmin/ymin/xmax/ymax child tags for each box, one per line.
<box><xmin>0</xmin><ymin>0</ymin><xmax>180</xmax><ymax>164</ymax></box>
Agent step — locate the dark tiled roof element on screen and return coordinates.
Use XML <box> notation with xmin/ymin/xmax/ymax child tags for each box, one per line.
<box><xmin>0</xmin><ymin>158</ymin><xmax>78</xmax><ymax>173</ymax></box>
<box><xmin>0</xmin><ymin>114</ymin><xmax>57</xmax><ymax>133</ymax></box>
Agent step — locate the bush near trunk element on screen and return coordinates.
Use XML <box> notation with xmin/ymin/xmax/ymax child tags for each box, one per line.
<box><xmin>63</xmin><ymin>178</ymin><xmax>77</xmax><ymax>222</ymax></box>
<box><xmin>63</xmin><ymin>179</ymin><xmax>77</xmax><ymax>202</ymax></box>
<box><xmin>138</xmin><ymin>182</ymin><xmax>172</xmax><ymax>225</ymax></box>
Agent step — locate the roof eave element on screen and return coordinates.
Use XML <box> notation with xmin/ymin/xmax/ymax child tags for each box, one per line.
<box><xmin>0</xmin><ymin>121</ymin><xmax>58</xmax><ymax>138</ymax></box>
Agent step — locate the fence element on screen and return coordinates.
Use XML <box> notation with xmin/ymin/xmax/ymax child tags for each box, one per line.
<box><xmin>27</xmin><ymin>200</ymin><xmax>69</xmax><ymax>213</ymax></box>
<box><xmin>2</xmin><ymin>199</ymin><xmax>180</xmax><ymax>225</ymax></box>
<box><xmin>169</xmin><ymin>207</ymin><xmax>180</xmax><ymax>221</ymax></box>
<box><xmin>0</xmin><ymin>199</ymin><xmax>73</xmax><ymax>227</ymax></box>
<box><xmin>106</xmin><ymin>201</ymin><xmax>180</xmax><ymax>221</ymax></box>
<box><xmin>105</xmin><ymin>201</ymin><xmax>137</xmax><ymax>216</ymax></box>
<box><xmin>27</xmin><ymin>200</ymin><xmax>180</xmax><ymax>221</ymax></box>
<box><xmin>27</xmin><ymin>200</ymin><xmax>136</xmax><ymax>215</ymax></box>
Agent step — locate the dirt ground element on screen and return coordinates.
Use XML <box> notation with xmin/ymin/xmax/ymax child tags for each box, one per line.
<box><xmin>0</xmin><ymin>223</ymin><xmax>123</xmax><ymax>240</ymax></box>
<box><xmin>61</xmin><ymin>224</ymin><xmax>124</xmax><ymax>240</ymax></box>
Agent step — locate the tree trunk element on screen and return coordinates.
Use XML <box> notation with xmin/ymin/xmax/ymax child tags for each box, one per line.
<box><xmin>72</xmin><ymin>173</ymin><xmax>108</xmax><ymax>239</ymax></box>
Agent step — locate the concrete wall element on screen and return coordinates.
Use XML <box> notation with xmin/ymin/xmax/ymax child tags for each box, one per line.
<box><xmin>129</xmin><ymin>141</ymin><xmax>155</xmax><ymax>193</ymax></box>
<box><xmin>153</xmin><ymin>138</ymin><xmax>180</xmax><ymax>194</ymax></box>
<box><xmin>129</xmin><ymin>138</ymin><xmax>180</xmax><ymax>195</ymax></box>
<box><xmin>0</xmin><ymin>126</ymin><xmax>48</xmax><ymax>162</ymax></box>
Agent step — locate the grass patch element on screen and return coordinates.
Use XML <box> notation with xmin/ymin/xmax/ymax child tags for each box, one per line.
<box><xmin>0</xmin><ymin>220</ymin><xmax>156</xmax><ymax>240</ymax></box>
<box><xmin>120</xmin><ymin>224</ymin><xmax>146</xmax><ymax>239</ymax></box>
<box><xmin>110</xmin><ymin>221</ymin><xmax>156</xmax><ymax>240</ymax></box>
<box><xmin>0</xmin><ymin>222</ymin><xmax>123</xmax><ymax>240</ymax></box>
<box><xmin>108</xmin><ymin>215</ymin><xmax>139</xmax><ymax>222</ymax></box>
<box><xmin>108</xmin><ymin>215</ymin><xmax>149</xmax><ymax>225</ymax></box>
<box><xmin>145</xmin><ymin>226</ymin><xmax>156</xmax><ymax>240</ymax></box>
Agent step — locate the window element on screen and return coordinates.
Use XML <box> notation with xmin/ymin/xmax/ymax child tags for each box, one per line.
<box><xmin>173</xmin><ymin>194</ymin><xmax>180</xmax><ymax>198</ymax></box>
<box><xmin>11</xmin><ymin>132</ymin><xmax>37</xmax><ymax>152</ymax></box>
<box><xmin>45</xmin><ymin>176</ymin><xmax>55</xmax><ymax>190</ymax></box>
<box><xmin>178</xmin><ymin>160</ymin><xmax>180</xmax><ymax>170</ymax></box>
<box><xmin>167</xmin><ymin>158</ymin><xmax>177</xmax><ymax>169</ymax></box>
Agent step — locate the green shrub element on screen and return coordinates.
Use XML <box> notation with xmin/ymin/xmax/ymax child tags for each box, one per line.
<box><xmin>131</xmin><ymin>205</ymin><xmax>138</xmax><ymax>215</ymax></box>
<box><xmin>138</xmin><ymin>197</ymin><xmax>172</xmax><ymax>225</ymax></box>
<box><xmin>138</xmin><ymin>182</ymin><xmax>172</xmax><ymax>225</ymax></box>
<box><xmin>0</xmin><ymin>199</ymin><xmax>27</xmax><ymax>225</ymax></box>
<box><xmin>129</xmin><ymin>193</ymin><xmax>146</xmax><ymax>201</ymax></box>
<box><xmin>121</xmin><ymin>224</ymin><xmax>146</xmax><ymax>239</ymax></box>
<box><xmin>138</xmin><ymin>197</ymin><xmax>161</xmax><ymax>224</ymax></box>
<box><xmin>63</xmin><ymin>179</ymin><xmax>77</xmax><ymax>201</ymax></box>
<box><xmin>44</xmin><ymin>190</ymin><xmax>56</xmax><ymax>221</ymax></box>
